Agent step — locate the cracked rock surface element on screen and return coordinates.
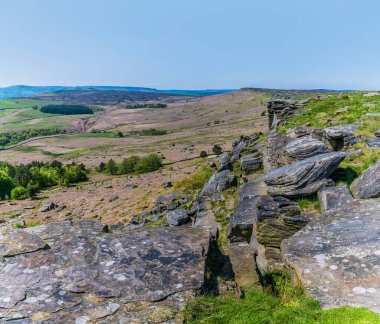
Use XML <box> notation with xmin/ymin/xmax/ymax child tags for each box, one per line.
<box><xmin>0</xmin><ymin>220</ymin><xmax>210</xmax><ymax>322</ymax></box>
<box><xmin>282</xmin><ymin>199</ymin><xmax>380</xmax><ymax>313</ymax></box>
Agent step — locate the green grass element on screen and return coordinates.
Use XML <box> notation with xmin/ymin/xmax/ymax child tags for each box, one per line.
<box><xmin>296</xmin><ymin>195</ymin><xmax>320</xmax><ymax>216</ymax></box>
<box><xmin>278</xmin><ymin>92</ymin><xmax>380</xmax><ymax>137</ymax></box>
<box><xmin>174</xmin><ymin>164</ymin><xmax>214</xmax><ymax>192</ymax></box>
<box><xmin>184</xmin><ymin>288</ymin><xmax>380</xmax><ymax>323</ymax></box>
<box><xmin>0</xmin><ymin>100</ymin><xmax>24</xmax><ymax>109</ymax></box>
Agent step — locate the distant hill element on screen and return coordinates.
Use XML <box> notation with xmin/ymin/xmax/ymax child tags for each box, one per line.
<box><xmin>0</xmin><ymin>85</ymin><xmax>234</xmax><ymax>99</ymax></box>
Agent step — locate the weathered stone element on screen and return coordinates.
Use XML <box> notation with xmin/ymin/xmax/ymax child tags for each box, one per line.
<box><xmin>241</xmin><ymin>154</ymin><xmax>262</xmax><ymax>174</ymax></box>
<box><xmin>367</xmin><ymin>138</ymin><xmax>380</xmax><ymax>148</ymax></box>
<box><xmin>0</xmin><ymin>230</ymin><xmax>48</xmax><ymax>257</ymax></box>
<box><xmin>352</xmin><ymin>161</ymin><xmax>380</xmax><ymax>199</ymax></box>
<box><xmin>162</xmin><ymin>181</ymin><xmax>172</xmax><ymax>188</ymax></box>
<box><xmin>218</xmin><ymin>152</ymin><xmax>232</xmax><ymax>171</ymax></box>
<box><xmin>262</xmin><ymin>134</ymin><xmax>290</xmax><ymax>171</ymax></box>
<box><xmin>335</xmin><ymin>106</ymin><xmax>350</xmax><ymax>114</ymax></box>
<box><xmin>166</xmin><ymin>209</ymin><xmax>189</xmax><ymax>226</ymax></box>
<box><xmin>284</xmin><ymin>137</ymin><xmax>329</xmax><ymax>162</ymax></box>
<box><xmin>223</xmin><ymin>242</ymin><xmax>260</xmax><ymax>288</ymax></box>
<box><xmin>375</xmin><ymin>129</ymin><xmax>380</xmax><ymax>138</ymax></box>
<box><xmin>40</xmin><ymin>202</ymin><xmax>56</xmax><ymax>212</ymax></box>
<box><xmin>313</xmin><ymin>125</ymin><xmax>358</xmax><ymax>151</ymax></box>
<box><xmin>267</xmin><ymin>100</ymin><xmax>301</xmax><ymax>129</ymax></box>
<box><xmin>227</xmin><ymin>196</ymin><xmax>258</xmax><ymax>242</ymax></box>
<box><xmin>318</xmin><ymin>185</ymin><xmax>353</xmax><ymax>212</ymax></box>
<box><xmin>363</xmin><ymin>92</ymin><xmax>380</xmax><ymax>97</ymax></box>
<box><xmin>282</xmin><ymin>199</ymin><xmax>380</xmax><ymax>313</ymax></box>
<box><xmin>0</xmin><ymin>221</ymin><xmax>210</xmax><ymax>321</ymax></box>
<box><xmin>286</xmin><ymin>126</ymin><xmax>310</xmax><ymax>139</ymax></box>
<box><xmin>108</xmin><ymin>195</ymin><xmax>119</xmax><ymax>202</ymax></box>
<box><xmin>199</xmin><ymin>170</ymin><xmax>237</xmax><ymax>198</ymax></box>
<box><xmin>264</xmin><ymin>152</ymin><xmax>345</xmax><ymax>197</ymax></box>
<box><xmin>238</xmin><ymin>178</ymin><xmax>267</xmax><ymax>200</ymax></box>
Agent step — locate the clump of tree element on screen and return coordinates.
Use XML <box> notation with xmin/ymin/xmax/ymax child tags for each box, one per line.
<box><xmin>98</xmin><ymin>154</ymin><xmax>162</xmax><ymax>175</ymax></box>
<box><xmin>212</xmin><ymin>144</ymin><xmax>223</xmax><ymax>155</ymax></box>
<box><xmin>125</xmin><ymin>103</ymin><xmax>167</xmax><ymax>109</ymax></box>
<box><xmin>0</xmin><ymin>128</ymin><xmax>63</xmax><ymax>148</ymax></box>
<box><xmin>129</xmin><ymin>128</ymin><xmax>167</xmax><ymax>136</ymax></box>
<box><xmin>0</xmin><ymin>160</ymin><xmax>88</xmax><ymax>200</ymax></box>
<box><xmin>40</xmin><ymin>104</ymin><xmax>94</xmax><ymax>115</ymax></box>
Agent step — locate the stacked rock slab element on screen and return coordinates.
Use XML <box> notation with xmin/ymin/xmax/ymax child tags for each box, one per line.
<box><xmin>264</xmin><ymin>152</ymin><xmax>346</xmax><ymax>197</ymax></box>
<box><xmin>267</xmin><ymin>100</ymin><xmax>306</xmax><ymax>129</ymax></box>
<box><xmin>0</xmin><ymin>220</ymin><xmax>210</xmax><ymax>322</ymax></box>
<box><xmin>282</xmin><ymin>199</ymin><xmax>380</xmax><ymax>313</ymax></box>
<box><xmin>312</xmin><ymin>125</ymin><xmax>358</xmax><ymax>151</ymax></box>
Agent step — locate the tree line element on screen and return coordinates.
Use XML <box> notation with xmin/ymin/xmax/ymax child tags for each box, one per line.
<box><xmin>125</xmin><ymin>103</ymin><xmax>167</xmax><ymax>109</ymax></box>
<box><xmin>39</xmin><ymin>104</ymin><xmax>94</xmax><ymax>115</ymax></box>
<box><xmin>97</xmin><ymin>153</ymin><xmax>162</xmax><ymax>175</ymax></box>
<box><xmin>0</xmin><ymin>128</ymin><xmax>63</xmax><ymax>148</ymax></box>
<box><xmin>0</xmin><ymin>161</ymin><xmax>88</xmax><ymax>200</ymax></box>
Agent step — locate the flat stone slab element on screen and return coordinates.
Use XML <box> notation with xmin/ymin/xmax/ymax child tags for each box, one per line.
<box><xmin>282</xmin><ymin>199</ymin><xmax>380</xmax><ymax>313</ymax></box>
<box><xmin>0</xmin><ymin>220</ymin><xmax>210</xmax><ymax>322</ymax></box>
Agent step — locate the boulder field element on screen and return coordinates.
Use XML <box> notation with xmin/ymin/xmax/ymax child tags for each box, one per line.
<box><xmin>1</xmin><ymin>98</ymin><xmax>380</xmax><ymax>322</ymax></box>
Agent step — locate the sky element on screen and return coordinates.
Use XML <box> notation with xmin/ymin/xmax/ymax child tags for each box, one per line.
<box><xmin>0</xmin><ymin>0</ymin><xmax>380</xmax><ymax>90</ymax></box>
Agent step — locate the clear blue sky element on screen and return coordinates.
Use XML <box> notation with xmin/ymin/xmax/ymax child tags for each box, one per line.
<box><xmin>1</xmin><ymin>0</ymin><xmax>379</xmax><ymax>90</ymax></box>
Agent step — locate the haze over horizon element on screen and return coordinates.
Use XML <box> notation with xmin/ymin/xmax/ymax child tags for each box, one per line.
<box><xmin>1</xmin><ymin>0</ymin><xmax>380</xmax><ymax>90</ymax></box>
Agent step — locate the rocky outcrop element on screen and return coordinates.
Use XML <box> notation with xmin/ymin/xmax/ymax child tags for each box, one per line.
<box><xmin>318</xmin><ymin>185</ymin><xmax>353</xmax><ymax>212</ymax></box>
<box><xmin>264</xmin><ymin>152</ymin><xmax>345</xmax><ymax>197</ymax></box>
<box><xmin>199</xmin><ymin>169</ymin><xmax>237</xmax><ymax>200</ymax></box>
<box><xmin>267</xmin><ymin>100</ymin><xmax>305</xmax><ymax>129</ymax></box>
<box><xmin>283</xmin><ymin>136</ymin><xmax>329</xmax><ymax>162</ymax></box>
<box><xmin>262</xmin><ymin>134</ymin><xmax>290</xmax><ymax>171</ymax></box>
<box><xmin>352</xmin><ymin>161</ymin><xmax>380</xmax><ymax>199</ymax></box>
<box><xmin>0</xmin><ymin>220</ymin><xmax>210</xmax><ymax>322</ymax></box>
<box><xmin>312</xmin><ymin>125</ymin><xmax>359</xmax><ymax>151</ymax></box>
<box><xmin>241</xmin><ymin>154</ymin><xmax>262</xmax><ymax>174</ymax></box>
<box><xmin>282</xmin><ymin>199</ymin><xmax>380</xmax><ymax>313</ymax></box>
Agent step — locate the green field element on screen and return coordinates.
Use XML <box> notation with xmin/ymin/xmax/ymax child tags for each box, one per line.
<box><xmin>0</xmin><ymin>99</ymin><xmax>94</xmax><ymax>131</ymax></box>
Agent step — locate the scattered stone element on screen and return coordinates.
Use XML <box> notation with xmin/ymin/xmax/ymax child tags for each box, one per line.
<box><xmin>362</xmin><ymin>103</ymin><xmax>376</xmax><ymax>107</ymax></box>
<box><xmin>166</xmin><ymin>209</ymin><xmax>190</xmax><ymax>226</ymax></box>
<box><xmin>352</xmin><ymin>161</ymin><xmax>380</xmax><ymax>199</ymax></box>
<box><xmin>282</xmin><ymin>199</ymin><xmax>380</xmax><ymax>313</ymax></box>
<box><xmin>335</xmin><ymin>106</ymin><xmax>350</xmax><ymax>114</ymax></box>
<box><xmin>126</xmin><ymin>184</ymin><xmax>138</xmax><ymax>189</ymax></box>
<box><xmin>363</xmin><ymin>92</ymin><xmax>380</xmax><ymax>97</ymax></box>
<box><xmin>23</xmin><ymin>206</ymin><xmax>35</xmax><ymax>210</ymax></box>
<box><xmin>199</xmin><ymin>170</ymin><xmax>237</xmax><ymax>198</ymax></box>
<box><xmin>40</xmin><ymin>202</ymin><xmax>56</xmax><ymax>212</ymax></box>
<box><xmin>264</xmin><ymin>152</ymin><xmax>345</xmax><ymax>197</ymax></box>
<box><xmin>318</xmin><ymin>185</ymin><xmax>353</xmax><ymax>212</ymax></box>
<box><xmin>108</xmin><ymin>195</ymin><xmax>119</xmax><ymax>203</ymax></box>
<box><xmin>162</xmin><ymin>181</ymin><xmax>172</xmax><ymax>188</ymax></box>
<box><xmin>104</xmin><ymin>184</ymin><xmax>113</xmax><ymax>189</ymax></box>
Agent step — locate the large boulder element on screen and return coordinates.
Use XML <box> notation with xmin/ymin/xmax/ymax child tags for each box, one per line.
<box><xmin>283</xmin><ymin>137</ymin><xmax>329</xmax><ymax>162</ymax></box>
<box><xmin>0</xmin><ymin>221</ymin><xmax>210</xmax><ymax>322</ymax></box>
<box><xmin>264</xmin><ymin>152</ymin><xmax>345</xmax><ymax>197</ymax></box>
<box><xmin>199</xmin><ymin>170</ymin><xmax>237</xmax><ymax>199</ymax></box>
<box><xmin>352</xmin><ymin>161</ymin><xmax>380</xmax><ymax>199</ymax></box>
<box><xmin>282</xmin><ymin>199</ymin><xmax>380</xmax><ymax>313</ymax></box>
<box><xmin>166</xmin><ymin>209</ymin><xmax>190</xmax><ymax>226</ymax></box>
<box><xmin>318</xmin><ymin>185</ymin><xmax>353</xmax><ymax>212</ymax></box>
<box><xmin>313</xmin><ymin>125</ymin><xmax>358</xmax><ymax>151</ymax></box>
